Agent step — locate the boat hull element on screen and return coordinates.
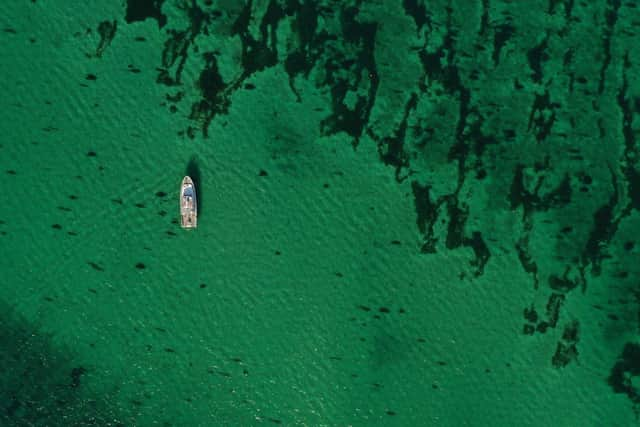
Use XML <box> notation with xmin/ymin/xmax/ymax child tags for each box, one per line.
<box><xmin>180</xmin><ymin>176</ymin><xmax>197</xmax><ymax>229</ymax></box>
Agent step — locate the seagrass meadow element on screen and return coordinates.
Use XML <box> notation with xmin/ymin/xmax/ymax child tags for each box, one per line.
<box><xmin>1</xmin><ymin>0</ymin><xmax>639</xmax><ymax>425</ymax></box>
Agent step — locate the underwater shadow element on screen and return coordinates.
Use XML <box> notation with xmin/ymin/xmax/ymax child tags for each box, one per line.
<box><xmin>186</xmin><ymin>156</ymin><xmax>202</xmax><ymax>216</ymax></box>
<box><xmin>0</xmin><ymin>300</ymin><xmax>131</xmax><ymax>425</ymax></box>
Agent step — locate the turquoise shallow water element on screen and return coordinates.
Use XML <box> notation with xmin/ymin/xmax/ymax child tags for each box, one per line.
<box><xmin>1</xmin><ymin>1</ymin><xmax>640</xmax><ymax>426</ymax></box>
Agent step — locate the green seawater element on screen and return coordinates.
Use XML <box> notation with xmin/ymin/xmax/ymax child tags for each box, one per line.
<box><xmin>1</xmin><ymin>1</ymin><xmax>639</xmax><ymax>426</ymax></box>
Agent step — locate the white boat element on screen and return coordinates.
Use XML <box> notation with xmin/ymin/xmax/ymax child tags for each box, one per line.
<box><xmin>180</xmin><ymin>176</ymin><xmax>197</xmax><ymax>229</ymax></box>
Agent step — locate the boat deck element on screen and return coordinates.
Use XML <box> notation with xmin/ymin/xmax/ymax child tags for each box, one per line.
<box><xmin>181</xmin><ymin>210</ymin><xmax>197</xmax><ymax>228</ymax></box>
<box><xmin>180</xmin><ymin>177</ymin><xmax>197</xmax><ymax>229</ymax></box>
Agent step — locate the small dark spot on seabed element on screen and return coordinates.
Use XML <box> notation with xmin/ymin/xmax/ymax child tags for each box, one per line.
<box><xmin>391</xmin><ymin>240</ymin><xmax>401</xmax><ymax>245</ymax></box>
<box><xmin>537</xmin><ymin>321</ymin><xmax>549</xmax><ymax>333</ymax></box>
<box><xmin>85</xmin><ymin>74</ymin><xmax>97</xmax><ymax>80</ymax></box>
<box><xmin>274</xmin><ymin>250</ymin><xmax>281</xmax><ymax>255</ymax></box>
<box><xmin>379</xmin><ymin>307</ymin><xmax>390</xmax><ymax>313</ymax></box>
<box><xmin>6</xmin><ymin>170</ymin><xmax>16</xmax><ymax>175</ymax></box>
<box><xmin>67</xmin><ymin>231</ymin><xmax>78</xmax><ymax>236</ymax></box>
<box><xmin>524</xmin><ymin>305</ymin><xmax>538</xmax><ymax>323</ymax></box>
<box><xmin>96</xmin><ymin>20</ymin><xmax>116</xmax><ymax>57</ymax></box>
<box><xmin>357</xmin><ymin>305</ymin><xmax>371</xmax><ymax>312</ymax></box>
<box><xmin>199</xmin><ymin>283</ymin><xmax>207</xmax><ymax>289</ymax></box>
<box><xmin>259</xmin><ymin>169</ymin><xmax>268</xmax><ymax>176</ymax></box>
<box><xmin>156</xmin><ymin>191</ymin><xmax>167</xmax><ymax>197</ymax></box>
<box><xmin>624</xmin><ymin>241</ymin><xmax>634</xmax><ymax>251</ymax></box>
<box><xmin>44</xmin><ymin>296</ymin><xmax>54</xmax><ymax>302</ymax></box>
<box><xmin>159</xmin><ymin>210</ymin><xmax>167</xmax><ymax>216</ymax></box>
<box><xmin>70</xmin><ymin>366</ymin><xmax>87</xmax><ymax>388</ymax></box>
<box><xmin>135</xmin><ymin>203</ymin><xmax>145</xmax><ymax>208</ymax></box>
<box><xmin>135</xmin><ymin>262</ymin><xmax>145</xmax><ymax>269</ymax></box>
<box><xmin>52</xmin><ymin>224</ymin><xmax>62</xmax><ymax>229</ymax></box>
<box><xmin>87</xmin><ymin>261</ymin><xmax>104</xmax><ymax>271</ymax></box>
<box><xmin>386</xmin><ymin>410</ymin><xmax>396</xmax><ymax>416</ymax></box>
<box><xmin>166</xmin><ymin>230</ymin><xmax>176</xmax><ymax>236</ymax></box>
<box><xmin>165</xmin><ymin>348</ymin><xmax>175</xmax><ymax>353</ymax></box>
<box><xmin>87</xmin><ymin>151</ymin><xmax>96</xmax><ymax>157</ymax></box>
